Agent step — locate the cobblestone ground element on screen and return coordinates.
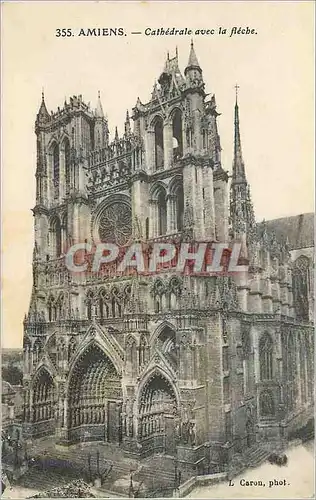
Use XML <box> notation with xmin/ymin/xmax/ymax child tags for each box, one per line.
<box><xmin>187</xmin><ymin>441</ymin><xmax>314</xmax><ymax>499</ymax></box>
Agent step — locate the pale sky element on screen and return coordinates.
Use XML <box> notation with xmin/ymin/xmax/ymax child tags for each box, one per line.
<box><xmin>1</xmin><ymin>1</ymin><xmax>314</xmax><ymax>348</ymax></box>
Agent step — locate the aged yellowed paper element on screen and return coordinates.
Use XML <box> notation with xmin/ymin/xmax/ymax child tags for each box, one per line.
<box><xmin>1</xmin><ymin>1</ymin><xmax>314</xmax><ymax>499</ymax></box>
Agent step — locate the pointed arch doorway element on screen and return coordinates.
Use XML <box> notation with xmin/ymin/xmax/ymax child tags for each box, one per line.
<box><xmin>138</xmin><ymin>371</ymin><xmax>179</xmax><ymax>456</ymax></box>
<box><xmin>68</xmin><ymin>344</ymin><xmax>123</xmax><ymax>444</ymax></box>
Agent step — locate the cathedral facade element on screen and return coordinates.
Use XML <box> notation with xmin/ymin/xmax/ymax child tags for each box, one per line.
<box><xmin>22</xmin><ymin>43</ymin><xmax>314</xmax><ymax>472</ymax></box>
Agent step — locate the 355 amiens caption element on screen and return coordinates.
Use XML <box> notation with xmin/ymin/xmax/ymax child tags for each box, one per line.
<box><xmin>55</xmin><ymin>28</ymin><xmax>126</xmax><ymax>37</ymax></box>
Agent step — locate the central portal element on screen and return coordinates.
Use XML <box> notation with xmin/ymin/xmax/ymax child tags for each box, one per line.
<box><xmin>67</xmin><ymin>344</ymin><xmax>122</xmax><ymax>444</ymax></box>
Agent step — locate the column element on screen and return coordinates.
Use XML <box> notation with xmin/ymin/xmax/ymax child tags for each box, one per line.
<box><xmin>163</xmin><ymin>120</ymin><xmax>173</xmax><ymax>169</ymax></box>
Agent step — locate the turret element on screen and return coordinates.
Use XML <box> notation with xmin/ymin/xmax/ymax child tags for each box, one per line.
<box><xmin>184</xmin><ymin>40</ymin><xmax>203</xmax><ymax>84</ymax></box>
<box><xmin>94</xmin><ymin>91</ymin><xmax>109</xmax><ymax>149</ymax></box>
<box><xmin>36</xmin><ymin>91</ymin><xmax>50</xmax><ymax>127</ymax></box>
<box><xmin>125</xmin><ymin>110</ymin><xmax>131</xmax><ymax>136</ymax></box>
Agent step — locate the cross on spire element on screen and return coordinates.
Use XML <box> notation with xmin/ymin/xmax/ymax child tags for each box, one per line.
<box><xmin>234</xmin><ymin>83</ymin><xmax>240</xmax><ymax>102</ymax></box>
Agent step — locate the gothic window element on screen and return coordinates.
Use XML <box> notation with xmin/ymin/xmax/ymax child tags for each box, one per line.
<box><xmin>98</xmin><ymin>201</ymin><xmax>132</xmax><ymax>245</ymax></box>
<box><xmin>50</xmin><ymin>217</ymin><xmax>62</xmax><ymax>257</ymax></box>
<box><xmin>157</xmin><ymin>189</ymin><xmax>167</xmax><ymax>236</ymax></box>
<box><xmin>154</xmin><ymin>117</ymin><xmax>164</xmax><ymax>170</ymax></box>
<box><xmin>259</xmin><ymin>390</ymin><xmax>275</xmax><ymax>417</ymax></box>
<box><xmin>52</xmin><ymin>143</ymin><xmax>60</xmax><ymax>199</ymax></box>
<box><xmin>64</xmin><ymin>139</ymin><xmax>71</xmax><ymax>195</ymax></box>
<box><xmin>172</xmin><ymin>110</ymin><xmax>183</xmax><ymax>161</ymax></box>
<box><xmin>292</xmin><ymin>256</ymin><xmax>310</xmax><ymax>321</ymax></box>
<box><xmin>202</xmin><ymin>129</ymin><xmax>208</xmax><ymax>149</ymax></box>
<box><xmin>259</xmin><ymin>333</ymin><xmax>273</xmax><ymax>380</ymax></box>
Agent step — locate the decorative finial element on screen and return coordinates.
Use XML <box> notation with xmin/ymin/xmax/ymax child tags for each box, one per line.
<box><xmin>234</xmin><ymin>83</ymin><xmax>240</xmax><ymax>103</ymax></box>
<box><xmin>191</xmin><ymin>38</ymin><xmax>194</xmax><ymax>48</ymax></box>
<box><xmin>167</xmin><ymin>51</ymin><xmax>170</xmax><ymax>60</ymax></box>
<box><xmin>41</xmin><ymin>87</ymin><xmax>45</xmax><ymax>101</ymax></box>
<box><xmin>98</xmin><ymin>90</ymin><xmax>101</xmax><ymax>99</ymax></box>
<box><xmin>176</xmin><ymin>46</ymin><xmax>178</xmax><ymax>57</ymax></box>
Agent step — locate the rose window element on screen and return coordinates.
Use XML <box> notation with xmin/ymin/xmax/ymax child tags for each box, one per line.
<box><xmin>98</xmin><ymin>202</ymin><xmax>132</xmax><ymax>245</ymax></box>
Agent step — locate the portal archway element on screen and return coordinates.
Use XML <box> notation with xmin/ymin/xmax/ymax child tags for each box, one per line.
<box><xmin>68</xmin><ymin>344</ymin><xmax>122</xmax><ymax>443</ymax></box>
<box><xmin>32</xmin><ymin>367</ymin><xmax>56</xmax><ymax>427</ymax></box>
<box><xmin>138</xmin><ymin>370</ymin><xmax>179</xmax><ymax>455</ymax></box>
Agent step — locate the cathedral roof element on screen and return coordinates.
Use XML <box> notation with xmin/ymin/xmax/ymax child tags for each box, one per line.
<box><xmin>264</xmin><ymin>213</ymin><xmax>314</xmax><ymax>250</ymax></box>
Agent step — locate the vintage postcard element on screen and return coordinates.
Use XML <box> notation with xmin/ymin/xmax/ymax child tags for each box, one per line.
<box><xmin>1</xmin><ymin>1</ymin><xmax>314</xmax><ymax>499</ymax></box>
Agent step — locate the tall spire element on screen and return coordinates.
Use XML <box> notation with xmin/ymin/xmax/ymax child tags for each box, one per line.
<box><xmin>95</xmin><ymin>90</ymin><xmax>104</xmax><ymax>118</ymax></box>
<box><xmin>232</xmin><ymin>84</ymin><xmax>246</xmax><ymax>184</ymax></box>
<box><xmin>229</xmin><ymin>87</ymin><xmax>257</xmax><ymax>247</ymax></box>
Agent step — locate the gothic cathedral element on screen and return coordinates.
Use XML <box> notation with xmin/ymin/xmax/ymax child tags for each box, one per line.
<box><xmin>23</xmin><ymin>42</ymin><xmax>314</xmax><ymax>471</ymax></box>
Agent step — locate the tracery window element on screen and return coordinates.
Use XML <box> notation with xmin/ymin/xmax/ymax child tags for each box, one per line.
<box><xmin>259</xmin><ymin>333</ymin><xmax>273</xmax><ymax>380</ymax></box>
<box><xmin>292</xmin><ymin>256</ymin><xmax>310</xmax><ymax>321</ymax></box>
<box><xmin>98</xmin><ymin>202</ymin><xmax>132</xmax><ymax>245</ymax></box>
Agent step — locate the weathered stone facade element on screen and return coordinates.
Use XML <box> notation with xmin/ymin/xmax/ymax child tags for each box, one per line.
<box><xmin>22</xmin><ymin>42</ymin><xmax>314</xmax><ymax>472</ymax></box>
